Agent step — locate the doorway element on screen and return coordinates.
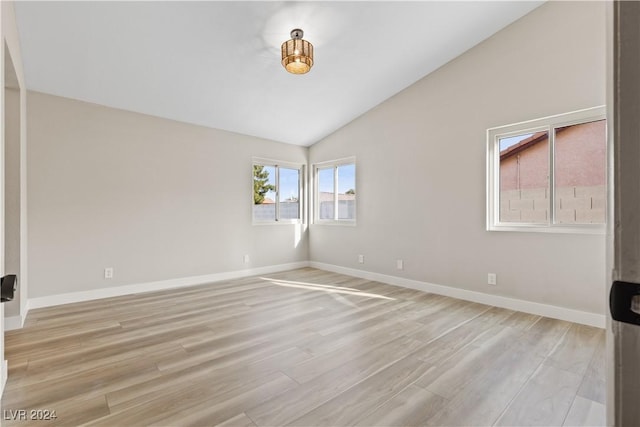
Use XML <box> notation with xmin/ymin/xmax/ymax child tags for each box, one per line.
<box><xmin>3</xmin><ymin>40</ymin><xmax>23</xmax><ymax>328</ymax></box>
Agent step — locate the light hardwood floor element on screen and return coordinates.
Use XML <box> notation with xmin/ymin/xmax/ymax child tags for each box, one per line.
<box><xmin>2</xmin><ymin>268</ymin><xmax>605</xmax><ymax>426</ymax></box>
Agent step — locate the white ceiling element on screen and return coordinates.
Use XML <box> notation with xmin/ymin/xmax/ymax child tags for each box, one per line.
<box><xmin>14</xmin><ymin>1</ymin><xmax>543</xmax><ymax>146</ymax></box>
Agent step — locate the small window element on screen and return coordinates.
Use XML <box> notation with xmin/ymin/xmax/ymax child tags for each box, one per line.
<box><xmin>554</xmin><ymin>121</ymin><xmax>606</xmax><ymax>224</ymax></box>
<box><xmin>487</xmin><ymin>107</ymin><xmax>606</xmax><ymax>233</ymax></box>
<box><xmin>315</xmin><ymin>158</ymin><xmax>356</xmax><ymax>224</ymax></box>
<box><xmin>253</xmin><ymin>159</ymin><xmax>302</xmax><ymax>224</ymax></box>
<box><xmin>499</xmin><ymin>131</ymin><xmax>550</xmax><ymax>224</ymax></box>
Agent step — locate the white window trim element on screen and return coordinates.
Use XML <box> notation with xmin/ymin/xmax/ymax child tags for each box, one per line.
<box><xmin>487</xmin><ymin>106</ymin><xmax>606</xmax><ymax>234</ymax></box>
<box><xmin>313</xmin><ymin>157</ymin><xmax>357</xmax><ymax>226</ymax></box>
<box><xmin>252</xmin><ymin>157</ymin><xmax>304</xmax><ymax>225</ymax></box>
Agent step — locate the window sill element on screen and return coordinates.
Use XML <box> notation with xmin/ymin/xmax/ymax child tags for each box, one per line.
<box><xmin>487</xmin><ymin>223</ymin><xmax>606</xmax><ymax>235</ymax></box>
<box><xmin>253</xmin><ymin>220</ymin><xmax>303</xmax><ymax>226</ymax></box>
<box><xmin>313</xmin><ymin>220</ymin><xmax>357</xmax><ymax>227</ymax></box>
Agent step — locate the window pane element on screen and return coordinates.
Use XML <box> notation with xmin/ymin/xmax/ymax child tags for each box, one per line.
<box><xmin>337</xmin><ymin>164</ymin><xmax>356</xmax><ymax>220</ymax></box>
<box><xmin>554</xmin><ymin>120</ymin><xmax>606</xmax><ymax>224</ymax></box>
<box><xmin>499</xmin><ymin>131</ymin><xmax>549</xmax><ymax>223</ymax></box>
<box><xmin>279</xmin><ymin>167</ymin><xmax>300</xmax><ymax>220</ymax></box>
<box><xmin>318</xmin><ymin>167</ymin><xmax>335</xmax><ymax>220</ymax></box>
<box><xmin>253</xmin><ymin>164</ymin><xmax>276</xmax><ymax>221</ymax></box>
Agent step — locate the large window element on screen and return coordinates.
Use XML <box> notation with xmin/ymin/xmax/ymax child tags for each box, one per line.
<box><xmin>253</xmin><ymin>159</ymin><xmax>302</xmax><ymax>223</ymax></box>
<box><xmin>487</xmin><ymin>106</ymin><xmax>606</xmax><ymax>233</ymax></box>
<box><xmin>315</xmin><ymin>158</ymin><xmax>356</xmax><ymax>224</ymax></box>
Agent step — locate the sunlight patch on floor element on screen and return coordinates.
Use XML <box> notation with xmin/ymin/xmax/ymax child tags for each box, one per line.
<box><xmin>260</xmin><ymin>277</ymin><xmax>395</xmax><ymax>301</ymax></box>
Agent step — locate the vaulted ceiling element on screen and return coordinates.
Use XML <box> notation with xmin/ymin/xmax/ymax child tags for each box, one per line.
<box><xmin>14</xmin><ymin>1</ymin><xmax>543</xmax><ymax>146</ymax></box>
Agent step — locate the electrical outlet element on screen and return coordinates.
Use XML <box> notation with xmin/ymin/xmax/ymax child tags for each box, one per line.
<box><xmin>243</xmin><ymin>254</ymin><xmax>250</xmax><ymax>264</ymax></box>
<box><xmin>358</xmin><ymin>254</ymin><xmax>364</xmax><ymax>264</ymax></box>
<box><xmin>104</xmin><ymin>267</ymin><xmax>114</xmax><ymax>279</ymax></box>
<box><xmin>488</xmin><ymin>273</ymin><xmax>497</xmax><ymax>285</ymax></box>
<box><xmin>396</xmin><ymin>259</ymin><xmax>404</xmax><ymax>270</ymax></box>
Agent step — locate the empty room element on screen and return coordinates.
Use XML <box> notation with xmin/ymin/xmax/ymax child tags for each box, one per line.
<box><xmin>1</xmin><ymin>0</ymin><xmax>639</xmax><ymax>426</ymax></box>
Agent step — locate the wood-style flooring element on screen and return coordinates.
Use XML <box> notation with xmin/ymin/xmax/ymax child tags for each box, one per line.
<box><xmin>2</xmin><ymin>268</ymin><xmax>605</xmax><ymax>426</ymax></box>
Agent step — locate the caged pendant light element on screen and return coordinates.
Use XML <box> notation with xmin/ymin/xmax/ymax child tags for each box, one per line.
<box><xmin>281</xmin><ymin>29</ymin><xmax>314</xmax><ymax>74</ymax></box>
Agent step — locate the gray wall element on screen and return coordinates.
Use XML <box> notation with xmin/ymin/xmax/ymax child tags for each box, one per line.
<box><xmin>27</xmin><ymin>92</ymin><xmax>308</xmax><ymax>298</ymax></box>
<box><xmin>309</xmin><ymin>1</ymin><xmax>606</xmax><ymax>315</ymax></box>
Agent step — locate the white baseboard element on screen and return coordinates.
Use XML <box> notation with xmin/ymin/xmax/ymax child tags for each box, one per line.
<box><xmin>310</xmin><ymin>262</ymin><xmax>606</xmax><ymax>328</ymax></box>
<box><xmin>28</xmin><ymin>261</ymin><xmax>310</xmax><ymax>311</ymax></box>
<box><xmin>4</xmin><ymin>315</ymin><xmax>25</xmax><ymax>331</ymax></box>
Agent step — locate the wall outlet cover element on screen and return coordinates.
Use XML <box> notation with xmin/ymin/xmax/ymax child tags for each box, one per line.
<box><xmin>488</xmin><ymin>273</ymin><xmax>497</xmax><ymax>285</ymax></box>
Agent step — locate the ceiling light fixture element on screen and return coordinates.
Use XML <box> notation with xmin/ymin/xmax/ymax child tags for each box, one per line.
<box><xmin>281</xmin><ymin>29</ymin><xmax>314</xmax><ymax>74</ymax></box>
